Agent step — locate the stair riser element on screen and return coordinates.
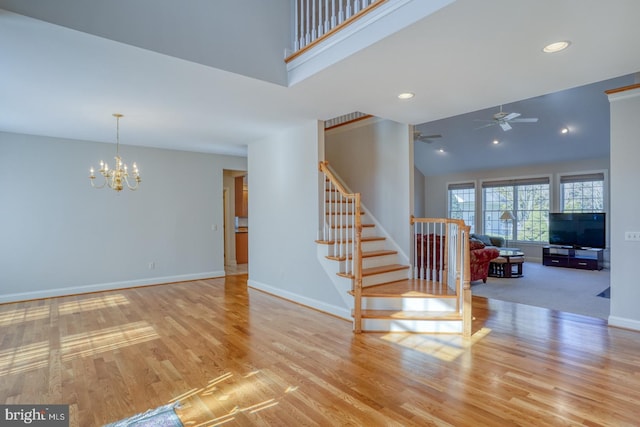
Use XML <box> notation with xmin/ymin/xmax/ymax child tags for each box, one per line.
<box><xmin>361</xmin><ymin>319</ymin><xmax>463</xmax><ymax>333</ymax></box>
<box><xmin>325</xmin><ymin>227</ymin><xmax>377</xmax><ymax>240</ymax></box>
<box><xmin>333</xmin><ymin>254</ymin><xmax>398</xmax><ymax>273</ymax></box>
<box><xmin>363</xmin><ymin>269</ymin><xmax>409</xmax><ymax>286</ymax></box>
<box><xmin>325</xmin><ymin>240</ymin><xmax>386</xmax><ymax>257</ymax></box>
<box><xmin>362</xmin><ymin>254</ymin><xmax>398</xmax><ymax>269</ymax></box>
<box><xmin>362</xmin><ymin>298</ymin><xmax>457</xmax><ymax>311</ymax></box>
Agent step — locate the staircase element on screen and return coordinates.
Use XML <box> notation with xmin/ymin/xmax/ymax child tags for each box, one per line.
<box><xmin>317</xmin><ymin>161</ymin><xmax>472</xmax><ymax>337</ymax></box>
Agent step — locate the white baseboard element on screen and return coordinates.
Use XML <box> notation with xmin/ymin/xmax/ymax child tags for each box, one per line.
<box><xmin>608</xmin><ymin>315</ymin><xmax>640</xmax><ymax>331</ymax></box>
<box><xmin>247</xmin><ymin>279</ymin><xmax>351</xmax><ymax>321</ymax></box>
<box><xmin>0</xmin><ymin>271</ymin><xmax>226</xmax><ymax>304</ymax></box>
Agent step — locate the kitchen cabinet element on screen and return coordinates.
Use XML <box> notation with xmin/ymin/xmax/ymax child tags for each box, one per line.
<box><xmin>236</xmin><ymin>231</ymin><xmax>248</xmax><ymax>264</ymax></box>
<box><xmin>234</xmin><ymin>175</ymin><xmax>248</xmax><ymax>217</ymax></box>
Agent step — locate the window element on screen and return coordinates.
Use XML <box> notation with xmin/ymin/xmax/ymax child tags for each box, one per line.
<box><xmin>448</xmin><ymin>182</ymin><xmax>475</xmax><ymax>232</ymax></box>
<box><xmin>482</xmin><ymin>177</ymin><xmax>550</xmax><ymax>243</ymax></box>
<box><xmin>561</xmin><ymin>173</ymin><xmax>605</xmax><ymax>212</ymax></box>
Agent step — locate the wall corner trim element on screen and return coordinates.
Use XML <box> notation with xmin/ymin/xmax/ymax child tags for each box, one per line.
<box><xmin>608</xmin><ymin>315</ymin><xmax>640</xmax><ymax>332</ymax></box>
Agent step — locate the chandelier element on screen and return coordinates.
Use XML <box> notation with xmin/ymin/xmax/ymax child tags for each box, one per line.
<box><xmin>89</xmin><ymin>113</ymin><xmax>141</xmax><ymax>192</ymax></box>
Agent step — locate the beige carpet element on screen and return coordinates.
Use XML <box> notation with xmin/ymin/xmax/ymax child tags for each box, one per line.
<box><xmin>471</xmin><ymin>262</ymin><xmax>610</xmax><ymax>320</ymax></box>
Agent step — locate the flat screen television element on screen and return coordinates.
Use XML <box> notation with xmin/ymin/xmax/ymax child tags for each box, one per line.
<box><xmin>548</xmin><ymin>212</ymin><xmax>606</xmax><ymax>249</ymax></box>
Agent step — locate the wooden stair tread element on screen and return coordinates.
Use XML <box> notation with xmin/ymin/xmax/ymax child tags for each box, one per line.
<box><xmin>330</xmin><ymin>223</ymin><xmax>375</xmax><ymax>229</ymax></box>
<box><xmin>358</xmin><ymin>310</ymin><xmax>463</xmax><ymax>321</ymax></box>
<box><xmin>337</xmin><ymin>264</ymin><xmax>409</xmax><ymax>279</ymax></box>
<box><xmin>356</xmin><ymin>279</ymin><xmax>457</xmax><ymax>298</ymax></box>
<box><xmin>315</xmin><ymin>236</ymin><xmax>385</xmax><ymax>245</ymax></box>
<box><xmin>361</xmin><ymin>264</ymin><xmax>409</xmax><ymax>276</ymax></box>
<box><xmin>327</xmin><ymin>250</ymin><xmax>397</xmax><ymax>262</ymax></box>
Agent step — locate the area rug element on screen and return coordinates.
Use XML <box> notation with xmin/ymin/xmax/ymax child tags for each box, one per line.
<box><xmin>472</xmin><ymin>262</ymin><xmax>610</xmax><ymax>319</ymax></box>
<box><xmin>597</xmin><ymin>287</ymin><xmax>611</xmax><ymax>298</ymax></box>
<box><xmin>104</xmin><ymin>403</ymin><xmax>182</xmax><ymax>427</ymax></box>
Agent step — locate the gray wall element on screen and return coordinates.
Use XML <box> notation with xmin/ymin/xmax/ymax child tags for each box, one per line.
<box><xmin>0</xmin><ymin>0</ymin><xmax>291</xmax><ymax>86</ymax></box>
<box><xmin>608</xmin><ymin>86</ymin><xmax>640</xmax><ymax>330</ymax></box>
<box><xmin>414</xmin><ymin>166</ymin><xmax>425</xmax><ymax>217</ymax></box>
<box><xmin>0</xmin><ymin>131</ymin><xmax>246</xmax><ymax>302</ymax></box>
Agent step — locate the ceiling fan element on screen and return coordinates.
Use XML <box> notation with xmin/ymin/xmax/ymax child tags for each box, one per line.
<box><xmin>414</xmin><ymin>131</ymin><xmax>442</xmax><ymax>143</ymax></box>
<box><xmin>475</xmin><ymin>106</ymin><xmax>539</xmax><ymax>131</ymax></box>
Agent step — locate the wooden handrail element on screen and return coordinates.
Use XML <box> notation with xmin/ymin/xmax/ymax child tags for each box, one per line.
<box><xmin>319</xmin><ymin>161</ymin><xmax>351</xmax><ymax>197</ymax></box>
<box><xmin>319</xmin><ymin>161</ymin><xmax>363</xmax><ymax>333</ymax></box>
<box><xmin>286</xmin><ymin>0</ymin><xmax>388</xmax><ymax>63</ymax></box>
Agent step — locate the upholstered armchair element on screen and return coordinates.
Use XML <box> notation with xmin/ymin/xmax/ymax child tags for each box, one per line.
<box><xmin>469</xmin><ymin>240</ymin><xmax>500</xmax><ymax>283</ymax></box>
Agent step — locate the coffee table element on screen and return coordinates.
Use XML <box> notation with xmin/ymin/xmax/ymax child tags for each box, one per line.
<box><xmin>489</xmin><ymin>249</ymin><xmax>525</xmax><ymax>278</ymax></box>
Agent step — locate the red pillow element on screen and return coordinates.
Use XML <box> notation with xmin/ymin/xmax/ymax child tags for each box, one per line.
<box><xmin>469</xmin><ymin>239</ymin><xmax>486</xmax><ymax>250</ymax></box>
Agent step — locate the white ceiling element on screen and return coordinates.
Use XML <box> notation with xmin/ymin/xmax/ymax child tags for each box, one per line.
<box><xmin>2</xmin><ymin>0</ymin><xmax>640</xmax><ymax>173</ymax></box>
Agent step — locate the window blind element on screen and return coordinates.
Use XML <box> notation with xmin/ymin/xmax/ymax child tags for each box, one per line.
<box><xmin>448</xmin><ymin>182</ymin><xmax>474</xmax><ymax>190</ymax></box>
<box><xmin>482</xmin><ymin>177</ymin><xmax>550</xmax><ymax>188</ymax></box>
<box><xmin>560</xmin><ymin>173</ymin><xmax>605</xmax><ymax>184</ymax></box>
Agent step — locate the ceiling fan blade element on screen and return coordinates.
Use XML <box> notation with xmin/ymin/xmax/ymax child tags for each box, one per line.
<box><xmin>510</xmin><ymin>118</ymin><xmax>539</xmax><ymax>123</ymax></box>
<box><xmin>503</xmin><ymin>112</ymin><xmax>521</xmax><ymax>121</ymax></box>
<box><xmin>500</xmin><ymin>122</ymin><xmax>512</xmax><ymax>131</ymax></box>
<box><xmin>474</xmin><ymin>123</ymin><xmax>495</xmax><ymax>130</ymax></box>
<box><xmin>414</xmin><ymin>132</ymin><xmax>442</xmax><ymax>143</ymax></box>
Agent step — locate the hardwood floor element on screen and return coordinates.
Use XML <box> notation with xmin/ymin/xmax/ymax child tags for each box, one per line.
<box><xmin>1</xmin><ymin>275</ymin><xmax>640</xmax><ymax>426</ymax></box>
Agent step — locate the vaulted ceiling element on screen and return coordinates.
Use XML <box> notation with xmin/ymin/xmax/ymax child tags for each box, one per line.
<box><xmin>413</xmin><ymin>74</ymin><xmax>635</xmax><ymax>176</ymax></box>
<box><xmin>2</xmin><ymin>0</ymin><xmax>640</xmax><ymax>175</ymax></box>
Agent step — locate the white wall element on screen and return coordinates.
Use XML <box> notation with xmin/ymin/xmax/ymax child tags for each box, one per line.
<box><xmin>246</xmin><ymin>121</ymin><xmax>348</xmax><ymax>318</ymax></box>
<box><xmin>0</xmin><ymin>131</ymin><xmax>246</xmax><ymax>302</ymax></box>
<box><xmin>608</xmin><ymin>86</ymin><xmax>640</xmax><ymax>330</ymax></box>
<box><xmin>325</xmin><ymin>118</ymin><xmax>413</xmax><ymax>254</ymax></box>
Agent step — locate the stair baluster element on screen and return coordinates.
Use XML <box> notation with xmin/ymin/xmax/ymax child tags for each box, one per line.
<box><xmin>319</xmin><ymin>161</ymin><xmax>363</xmax><ymax>331</ymax></box>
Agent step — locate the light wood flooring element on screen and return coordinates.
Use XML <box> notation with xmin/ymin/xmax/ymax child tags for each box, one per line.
<box><xmin>1</xmin><ymin>275</ymin><xmax>640</xmax><ymax>426</ymax></box>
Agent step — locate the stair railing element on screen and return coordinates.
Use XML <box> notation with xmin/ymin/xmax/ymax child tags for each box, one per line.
<box><xmin>411</xmin><ymin>217</ymin><xmax>472</xmax><ymax>337</ymax></box>
<box><xmin>319</xmin><ymin>161</ymin><xmax>363</xmax><ymax>332</ymax></box>
<box><xmin>289</xmin><ymin>0</ymin><xmax>387</xmax><ymax>56</ymax></box>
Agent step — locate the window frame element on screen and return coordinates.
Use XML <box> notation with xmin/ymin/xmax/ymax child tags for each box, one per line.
<box><xmin>559</xmin><ymin>171</ymin><xmax>606</xmax><ymax>213</ymax></box>
<box><xmin>447</xmin><ymin>181</ymin><xmax>476</xmax><ymax>233</ymax></box>
<box><xmin>481</xmin><ymin>176</ymin><xmax>551</xmax><ymax>244</ymax></box>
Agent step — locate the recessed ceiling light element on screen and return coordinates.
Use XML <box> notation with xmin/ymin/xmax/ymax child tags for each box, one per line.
<box><xmin>438</xmin><ymin>148</ymin><xmax>445</xmax><ymax>153</ymax></box>
<box><xmin>493</xmin><ymin>139</ymin><xmax>500</xmax><ymax>145</ymax></box>
<box><xmin>543</xmin><ymin>40</ymin><xmax>571</xmax><ymax>53</ymax></box>
<box><xmin>561</xmin><ymin>127</ymin><xmax>569</xmax><ymax>134</ymax></box>
<box><xmin>398</xmin><ymin>92</ymin><xmax>415</xmax><ymax>100</ymax></box>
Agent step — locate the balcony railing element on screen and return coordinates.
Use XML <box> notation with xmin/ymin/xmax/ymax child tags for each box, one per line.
<box><xmin>291</xmin><ymin>0</ymin><xmax>386</xmax><ymax>56</ymax></box>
